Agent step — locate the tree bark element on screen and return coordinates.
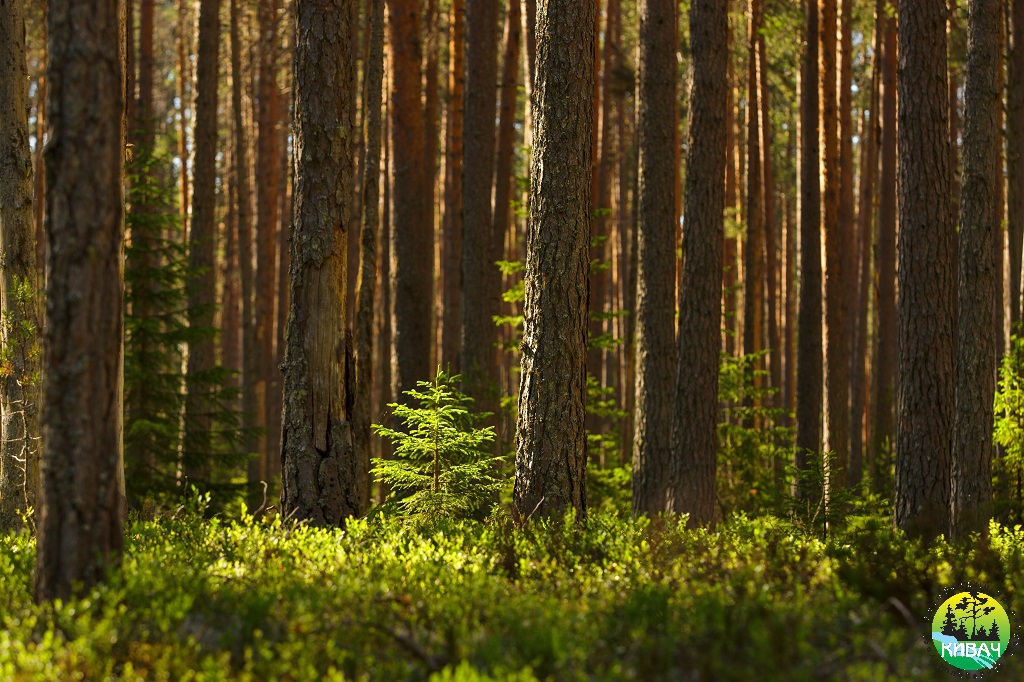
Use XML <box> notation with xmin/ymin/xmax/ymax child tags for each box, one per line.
<box><xmin>176</xmin><ymin>0</ymin><xmax>191</xmax><ymax>236</ymax></box>
<box><xmin>895</xmin><ymin>0</ymin><xmax>956</xmax><ymax>538</ymax></box>
<box><xmin>667</xmin><ymin>0</ymin><xmax>728</xmax><ymax>527</ymax></box>
<box><xmin>0</xmin><ymin>0</ymin><xmax>42</xmax><ymax>529</ymax></box>
<box><xmin>35</xmin><ymin>0</ymin><xmax>125</xmax><ymax>601</ymax></box>
<box><xmin>1008</xmin><ymin>0</ymin><xmax>1024</xmax><ymax>326</ymax></box>
<box><xmin>632</xmin><ymin>0</ymin><xmax>677</xmax><ymax>516</ymax></box>
<box><xmin>281</xmin><ymin>0</ymin><xmax>359</xmax><ymax>525</ymax></box>
<box><xmin>952</xmin><ymin>0</ymin><xmax>1000</xmax><ymax>537</ymax></box>
<box><xmin>460</xmin><ymin>0</ymin><xmax>500</xmax><ymax>403</ymax></box>
<box><xmin>796</xmin><ymin>0</ymin><xmax>824</xmax><ymax>487</ymax></box>
<box><xmin>354</xmin><ymin>0</ymin><xmax>385</xmax><ymax>513</ymax></box>
<box><xmin>388</xmin><ymin>0</ymin><xmax>431</xmax><ymax>401</ymax></box>
<box><xmin>441</xmin><ymin>0</ymin><xmax>465</xmax><ymax>369</ymax></box>
<box><xmin>183</xmin><ymin>0</ymin><xmax>221</xmax><ymax>481</ymax></box>
<box><xmin>744</xmin><ymin>0</ymin><xmax>765</xmax><ymax>370</ymax></box>
<box><xmin>513</xmin><ymin>0</ymin><xmax>594</xmax><ymax>523</ymax></box>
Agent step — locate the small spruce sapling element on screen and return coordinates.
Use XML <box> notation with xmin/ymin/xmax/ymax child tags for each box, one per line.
<box><xmin>372</xmin><ymin>368</ymin><xmax>504</xmax><ymax>524</ymax></box>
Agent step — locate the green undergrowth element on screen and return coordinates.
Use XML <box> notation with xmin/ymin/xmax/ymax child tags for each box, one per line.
<box><xmin>3</xmin><ymin>506</ymin><xmax>1024</xmax><ymax>681</ymax></box>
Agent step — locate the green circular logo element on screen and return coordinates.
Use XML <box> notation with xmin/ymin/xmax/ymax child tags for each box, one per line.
<box><xmin>931</xmin><ymin>589</ymin><xmax>1012</xmax><ymax>671</ymax></box>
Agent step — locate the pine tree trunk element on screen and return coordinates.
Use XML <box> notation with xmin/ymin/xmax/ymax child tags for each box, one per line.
<box><xmin>35</xmin><ymin>0</ymin><xmax>125</xmax><ymax>601</ymax></box>
<box><xmin>758</xmin><ymin>18</ymin><xmax>780</xmax><ymax>415</ymax></box>
<box><xmin>895</xmin><ymin>0</ymin><xmax>956</xmax><ymax>538</ymax></box>
<box><xmin>388</xmin><ymin>0</ymin><xmax>432</xmax><ymax>400</ymax></box>
<box><xmin>176</xmin><ymin>0</ymin><xmax>191</xmax><ymax>235</ymax></box>
<box><xmin>1008</xmin><ymin>0</ymin><xmax>1024</xmax><ymax>326</ymax></box>
<box><xmin>441</xmin><ymin>0</ymin><xmax>465</xmax><ymax>369</ymax></box>
<box><xmin>423</xmin><ymin>0</ymin><xmax>440</xmax><ymax>370</ymax></box>
<box><xmin>744</xmin><ymin>0</ymin><xmax>765</xmax><ymax>370</ymax></box>
<box><xmin>354</xmin><ymin>0</ymin><xmax>385</xmax><ymax>510</ymax></box>
<box><xmin>183</xmin><ymin>0</ymin><xmax>221</xmax><ymax>481</ymax></box>
<box><xmin>32</xmin><ymin>1</ymin><xmax>46</xmax><ymax>282</ymax></box>
<box><xmin>460</xmin><ymin>0</ymin><xmax>500</xmax><ymax>403</ymax></box>
<box><xmin>796</xmin><ymin>0</ymin><xmax>824</xmax><ymax>491</ymax></box>
<box><xmin>667</xmin><ymin>0</ymin><xmax>728</xmax><ymax>527</ymax></box>
<box><xmin>513</xmin><ymin>0</ymin><xmax>595</xmax><ymax>523</ymax></box>
<box><xmin>0</xmin><ymin>0</ymin><xmax>42</xmax><ymax>529</ymax></box>
<box><xmin>952</xmin><ymin>0</ymin><xmax>1000</xmax><ymax>537</ymax></box>
<box><xmin>872</xmin><ymin>0</ymin><xmax>897</xmax><ymax>488</ymax></box>
<box><xmin>281</xmin><ymin>0</ymin><xmax>359</xmax><ymax>525</ymax></box>
<box><xmin>632</xmin><ymin>0</ymin><xmax>677</xmax><ymax>516</ymax></box>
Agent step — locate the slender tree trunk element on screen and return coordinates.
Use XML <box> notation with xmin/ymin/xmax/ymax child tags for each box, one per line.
<box><xmin>744</xmin><ymin>0</ymin><xmax>766</xmax><ymax>387</ymax></box>
<box><xmin>137</xmin><ymin>0</ymin><xmax>154</xmax><ymax>144</ymax></box>
<box><xmin>376</xmin><ymin>45</ymin><xmax>394</xmax><ymax>504</ymax></box>
<box><xmin>667</xmin><ymin>0</ymin><xmax>728</xmax><ymax>527</ymax></box>
<box><xmin>177</xmin><ymin>0</ymin><xmax>191</xmax><ymax>235</ymax></box>
<box><xmin>35</xmin><ymin>0</ymin><xmax>125</xmax><ymax>601</ymax></box>
<box><xmin>895</xmin><ymin>0</ymin><xmax>956</xmax><ymax>539</ymax></box>
<box><xmin>872</xmin><ymin>0</ymin><xmax>897</xmax><ymax>487</ymax></box>
<box><xmin>513</xmin><ymin>0</ymin><xmax>595</xmax><ymax>523</ymax></box>
<box><xmin>797</xmin><ymin>0</ymin><xmax>824</xmax><ymax>491</ymax></box>
<box><xmin>441</xmin><ymin>0</ymin><xmax>465</xmax><ymax>369</ymax></box>
<box><xmin>183</xmin><ymin>0</ymin><xmax>221</xmax><ymax>481</ymax></box>
<box><xmin>758</xmin><ymin>16</ymin><xmax>779</xmax><ymax>411</ymax></box>
<box><xmin>723</xmin><ymin>24</ymin><xmax>738</xmax><ymax>357</ymax></box>
<box><xmin>423</xmin><ymin>0</ymin><xmax>440</xmax><ymax>370</ymax></box>
<box><xmin>461</xmin><ymin>0</ymin><xmax>500</xmax><ymax>403</ymax></box>
<box><xmin>281</xmin><ymin>0</ymin><xmax>358</xmax><ymax>525</ymax></box>
<box><xmin>632</xmin><ymin>0</ymin><xmax>677</xmax><ymax>516</ymax></box>
<box><xmin>389</xmin><ymin>0</ymin><xmax>431</xmax><ymax>401</ymax></box>
<box><xmin>0</xmin><ymin>0</ymin><xmax>42</xmax><ymax>529</ymax></box>
<box><xmin>1008</xmin><ymin>0</ymin><xmax>1024</xmax><ymax>327</ymax></box>
<box><xmin>32</xmin><ymin>0</ymin><xmax>46</xmax><ymax>282</ymax></box>
<box><xmin>952</xmin><ymin>0</ymin><xmax>1000</xmax><ymax>537</ymax></box>
<box><xmin>354</xmin><ymin>0</ymin><xmax>385</xmax><ymax>510</ymax></box>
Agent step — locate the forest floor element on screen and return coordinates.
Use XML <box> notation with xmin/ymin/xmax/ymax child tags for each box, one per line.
<box><xmin>2</xmin><ymin>502</ymin><xmax>1023</xmax><ymax>681</ymax></box>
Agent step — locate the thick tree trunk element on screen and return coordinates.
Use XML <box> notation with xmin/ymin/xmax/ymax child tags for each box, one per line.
<box><xmin>388</xmin><ymin>0</ymin><xmax>431</xmax><ymax>401</ymax></box>
<box><xmin>183</xmin><ymin>0</ymin><xmax>221</xmax><ymax>481</ymax></box>
<box><xmin>460</xmin><ymin>0</ymin><xmax>500</xmax><ymax>403</ymax></box>
<box><xmin>632</xmin><ymin>0</ymin><xmax>677</xmax><ymax>516</ymax></box>
<box><xmin>796</xmin><ymin>0</ymin><xmax>824</xmax><ymax>488</ymax></box>
<box><xmin>441</xmin><ymin>0</ymin><xmax>465</xmax><ymax>369</ymax></box>
<box><xmin>1008</xmin><ymin>0</ymin><xmax>1024</xmax><ymax>326</ymax></box>
<box><xmin>35</xmin><ymin>0</ymin><xmax>125</xmax><ymax>601</ymax></box>
<box><xmin>281</xmin><ymin>0</ymin><xmax>359</xmax><ymax>525</ymax></box>
<box><xmin>0</xmin><ymin>0</ymin><xmax>42</xmax><ymax>529</ymax></box>
<box><xmin>667</xmin><ymin>0</ymin><xmax>728</xmax><ymax>527</ymax></box>
<box><xmin>895</xmin><ymin>0</ymin><xmax>956</xmax><ymax>539</ymax></box>
<box><xmin>513</xmin><ymin>0</ymin><xmax>594</xmax><ymax>523</ymax></box>
<box><xmin>354</xmin><ymin>0</ymin><xmax>385</xmax><ymax>509</ymax></box>
<box><xmin>872</xmin><ymin>0</ymin><xmax>897</xmax><ymax>487</ymax></box>
<box><xmin>951</xmin><ymin>0</ymin><xmax>1000</xmax><ymax>537</ymax></box>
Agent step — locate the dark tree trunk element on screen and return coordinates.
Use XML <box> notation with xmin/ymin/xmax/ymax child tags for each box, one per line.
<box><xmin>895</xmin><ymin>0</ymin><xmax>956</xmax><ymax>539</ymax></box>
<box><xmin>744</xmin><ymin>0</ymin><xmax>765</xmax><ymax>368</ymax></box>
<box><xmin>460</xmin><ymin>0</ymin><xmax>500</xmax><ymax>403</ymax></box>
<box><xmin>1009</xmin><ymin>0</ymin><xmax>1024</xmax><ymax>326</ymax></box>
<box><xmin>354</xmin><ymin>0</ymin><xmax>385</xmax><ymax>508</ymax></box>
<box><xmin>796</xmin><ymin>0</ymin><xmax>824</xmax><ymax>488</ymax></box>
<box><xmin>872</xmin><ymin>0</ymin><xmax>897</xmax><ymax>487</ymax></box>
<box><xmin>281</xmin><ymin>0</ymin><xmax>359</xmax><ymax>525</ymax></box>
<box><xmin>0</xmin><ymin>0</ymin><xmax>42</xmax><ymax>529</ymax></box>
<box><xmin>388</xmin><ymin>0</ymin><xmax>432</xmax><ymax>400</ymax></box>
<box><xmin>952</xmin><ymin>0</ymin><xmax>1000</xmax><ymax>537</ymax></box>
<box><xmin>667</xmin><ymin>0</ymin><xmax>728</xmax><ymax>527</ymax></box>
<box><xmin>632</xmin><ymin>0</ymin><xmax>677</xmax><ymax>516</ymax></box>
<box><xmin>183</xmin><ymin>0</ymin><xmax>221</xmax><ymax>480</ymax></box>
<box><xmin>35</xmin><ymin>0</ymin><xmax>125</xmax><ymax>601</ymax></box>
<box><xmin>513</xmin><ymin>0</ymin><xmax>595</xmax><ymax>523</ymax></box>
<box><xmin>441</xmin><ymin>0</ymin><xmax>465</xmax><ymax>369</ymax></box>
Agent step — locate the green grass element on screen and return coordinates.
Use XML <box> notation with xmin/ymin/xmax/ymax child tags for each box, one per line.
<box><xmin>2</xmin><ymin>506</ymin><xmax>1023</xmax><ymax>680</ymax></box>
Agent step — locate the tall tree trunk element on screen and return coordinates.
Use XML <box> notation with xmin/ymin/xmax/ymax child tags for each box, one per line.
<box><xmin>255</xmin><ymin>0</ymin><xmax>280</xmax><ymax>482</ymax></box>
<box><xmin>388</xmin><ymin>0</ymin><xmax>431</xmax><ymax>401</ymax></box>
<box><xmin>821</xmin><ymin>0</ymin><xmax>850</xmax><ymax>494</ymax></box>
<box><xmin>667</xmin><ymin>0</ymin><xmax>728</xmax><ymax>527</ymax></box>
<box><xmin>872</xmin><ymin>0</ymin><xmax>897</xmax><ymax>487</ymax></box>
<box><xmin>441</xmin><ymin>0</ymin><xmax>465</xmax><ymax>368</ymax></box>
<box><xmin>796</xmin><ymin>0</ymin><xmax>823</xmax><ymax>492</ymax></box>
<box><xmin>723</xmin><ymin>22</ymin><xmax>738</xmax><ymax>357</ymax></box>
<box><xmin>35</xmin><ymin>0</ymin><xmax>125</xmax><ymax>601</ymax></box>
<box><xmin>513</xmin><ymin>0</ymin><xmax>594</xmax><ymax>523</ymax></box>
<box><xmin>137</xmin><ymin>0</ymin><xmax>154</xmax><ymax>145</ymax></box>
<box><xmin>460</xmin><ymin>0</ymin><xmax>500</xmax><ymax>403</ymax></box>
<box><xmin>744</xmin><ymin>0</ymin><xmax>766</xmax><ymax>383</ymax></box>
<box><xmin>1008</xmin><ymin>0</ymin><xmax>1024</xmax><ymax>326</ymax></box>
<box><xmin>851</xmin><ymin>0</ymin><xmax>882</xmax><ymax>488</ymax></box>
<box><xmin>177</xmin><ymin>0</ymin><xmax>191</xmax><ymax>235</ymax></box>
<box><xmin>758</xmin><ymin>15</ymin><xmax>780</xmax><ymax>411</ymax></box>
<box><xmin>376</xmin><ymin>46</ymin><xmax>394</xmax><ymax>504</ymax></box>
<box><xmin>0</xmin><ymin>0</ymin><xmax>42</xmax><ymax>529</ymax></box>
<box><xmin>354</xmin><ymin>0</ymin><xmax>385</xmax><ymax>509</ymax></box>
<box><xmin>183</xmin><ymin>0</ymin><xmax>221</xmax><ymax>481</ymax></box>
<box><xmin>32</xmin><ymin>0</ymin><xmax>46</xmax><ymax>282</ymax></box>
<box><xmin>632</xmin><ymin>0</ymin><xmax>677</xmax><ymax>516</ymax></box>
<box><xmin>423</xmin><ymin>0</ymin><xmax>440</xmax><ymax>370</ymax></box>
<box><xmin>895</xmin><ymin>0</ymin><xmax>956</xmax><ymax>539</ymax></box>
<box><xmin>281</xmin><ymin>0</ymin><xmax>358</xmax><ymax>525</ymax></box>
<box><xmin>952</xmin><ymin>0</ymin><xmax>1000</xmax><ymax>537</ymax></box>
